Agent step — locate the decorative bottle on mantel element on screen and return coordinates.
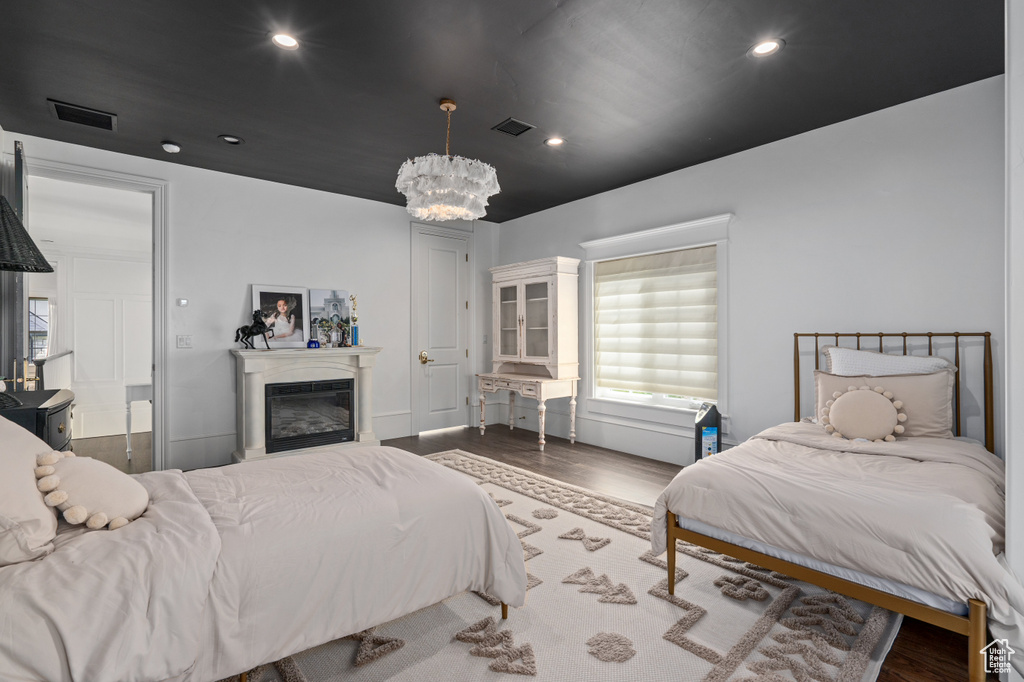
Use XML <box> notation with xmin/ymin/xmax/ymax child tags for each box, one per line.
<box><xmin>350</xmin><ymin>294</ymin><xmax>359</xmax><ymax>346</ymax></box>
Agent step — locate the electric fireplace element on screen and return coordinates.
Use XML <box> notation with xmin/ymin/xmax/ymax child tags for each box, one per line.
<box><xmin>265</xmin><ymin>379</ymin><xmax>354</xmax><ymax>454</ymax></box>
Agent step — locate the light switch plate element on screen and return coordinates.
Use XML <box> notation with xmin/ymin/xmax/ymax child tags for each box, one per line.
<box><xmin>176</xmin><ymin>335</ymin><xmax>193</xmax><ymax>349</ymax></box>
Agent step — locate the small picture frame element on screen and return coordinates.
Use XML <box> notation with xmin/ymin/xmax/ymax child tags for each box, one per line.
<box><xmin>251</xmin><ymin>285</ymin><xmax>309</xmax><ymax>348</ymax></box>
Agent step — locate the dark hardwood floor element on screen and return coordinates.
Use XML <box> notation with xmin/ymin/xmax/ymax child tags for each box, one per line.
<box><xmin>383</xmin><ymin>424</ymin><xmax>982</xmax><ymax>682</ymax></box>
<box><xmin>71</xmin><ymin>432</ymin><xmax>153</xmax><ymax>475</ymax></box>
<box><xmin>385</xmin><ymin>423</ymin><xmax>680</xmax><ymax>505</ymax></box>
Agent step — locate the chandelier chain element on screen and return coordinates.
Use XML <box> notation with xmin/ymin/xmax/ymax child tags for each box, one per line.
<box><xmin>446</xmin><ymin>109</ymin><xmax>452</xmax><ymax>157</ymax></box>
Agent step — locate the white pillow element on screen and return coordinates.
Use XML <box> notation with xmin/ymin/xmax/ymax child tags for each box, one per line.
<box><xmin>824</xmin><ymin>346</ymin><xmax>955</xmax><ymax>377</ymax></box>
<box><xmin>0</xmin><ymin>415</ymin><xmax>58</xmax><ymax>566</ymax></box>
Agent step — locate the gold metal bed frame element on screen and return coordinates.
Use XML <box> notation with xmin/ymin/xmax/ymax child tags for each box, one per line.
<box><xmin>665</xmin><ymin>331</ymin><xmax>995</xmax><ymax>681</ymax></box>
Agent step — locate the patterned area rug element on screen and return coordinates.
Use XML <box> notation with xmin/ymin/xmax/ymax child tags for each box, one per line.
<box><xmin>229</xmin><ymin>449</ymin><xmax>901</xmax><ymax>682</ymax></box>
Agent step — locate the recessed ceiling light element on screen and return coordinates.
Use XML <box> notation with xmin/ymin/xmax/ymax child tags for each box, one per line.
<box><xmin>218</xmin><ymin>134</ymin><xmax>245</xmax><ymax>145</ymax></box>
<box><xmin>161</xmin><ymin>141</ymin><xmax>181</xmax><ymax>154</ymax></box>
<box><xmin>544</xmin><ymin>137</ymin><xmax>565</xmax><ymax>147</ymax></box>
<box><xmin>748</xmin><ymin>39</ymin><xmax>785</xmax><ymax>58</ymax></box>
<box><xmin>271</xmin><ymin>33</ymin><xmax>299</xmax><ymax>50</ymax></box>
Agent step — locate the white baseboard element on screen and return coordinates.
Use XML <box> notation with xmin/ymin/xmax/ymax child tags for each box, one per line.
<box><xmin>166</xmin><ymin>433</ymin><xmax>236</xmax><ymax>471</ymax></box>
<box><xmin>168</xmin><ymin>401</ymin><xmax>721</xmax><ymax>471</ymax></box>
<box><xmin>472</xmin><ymin>402</ymin><xmax>733</xmax><ymax>466</ymax></box>
<box><xmin>375</xmin><ymin>410</ymin><xmax>412</xmax><ymax>440</ymax></box>
<box><xmin>164</xmin><ymin>408</ymin><xmax>412</xmax><ymax>471</ymax></box>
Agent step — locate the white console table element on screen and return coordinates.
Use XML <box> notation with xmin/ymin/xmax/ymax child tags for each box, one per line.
<box><xmin>477</xmin><ymin>373</ymin><xmax>579</xmax><ymax>451</ymax></box>
<box><xmin>125</xmin><ymin>382</ymin><xmax>153</xmax><ymax>461</ymax></box>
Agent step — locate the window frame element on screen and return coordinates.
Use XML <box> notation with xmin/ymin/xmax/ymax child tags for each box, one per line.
<box><xmin>579</xmin><ymin>214</ymin><xmax>731</xmax><ymax>427</ymax></box>
<box><xmin>28</xmin><ymin>297</ymin><xmax>50</xmax><ymax>360</ymax></box>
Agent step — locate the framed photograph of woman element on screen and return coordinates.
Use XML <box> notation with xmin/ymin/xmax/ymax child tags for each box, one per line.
<box><xmin>251</xmin><ymin>285</ymin><xmax>309</xmax><ymax>348</ymax></box>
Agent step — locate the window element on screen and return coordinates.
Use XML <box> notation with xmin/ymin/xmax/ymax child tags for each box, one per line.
<box><xmin>579</xmin><ymin>213</ymin><xmax>730</xmax><ymax>420</ymax></box>
<box><xmin>28</xmin><ymin>298</ymin><xmax>50</xmax><ymax>360</ymax></box>
<box><xmin>593</xmin><ymin>245</ymin><xmax>717</xmax><ymax>408</ymax></box>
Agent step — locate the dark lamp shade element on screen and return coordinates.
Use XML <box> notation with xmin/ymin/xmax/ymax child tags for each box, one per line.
<box><xmin>0</xmin><ymin>195</ymin><xmax>53</xmax><ymax>273</ymax></box>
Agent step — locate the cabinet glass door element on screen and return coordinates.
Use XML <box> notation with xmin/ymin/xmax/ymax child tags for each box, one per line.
<box><xmin>498</xmin><ymin>285</ymin><xmax>519</xmax><ymax>357</ymax></box>
<box><xmin>523</xmin><ymin>281</ymin><xmax>549</xmax><ymax>358</ymax></box>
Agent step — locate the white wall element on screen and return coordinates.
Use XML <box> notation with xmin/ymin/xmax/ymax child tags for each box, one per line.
<box><xmin>9</xmin><ymin>132</ymin><xmax>495</xmax><ymax>470</ymax></box>
<box><xmin>1006</xmin><ymin>5</ymin><xmax>1024</xmax><ymax>673</ymax></box>
<box><xmin>9</xmin><ymin>76</ymin><xmax>1006</xmax><ymax>470</ymax></box>
<box><xmin>497</xmin><ymin>77</ymin><xmax>1006</xmax><ymax>464</ymax></box>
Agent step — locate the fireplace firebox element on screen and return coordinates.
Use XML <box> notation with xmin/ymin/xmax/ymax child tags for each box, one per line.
<box><xmin>265</xmin><ymin>379</ymin><xmax>354</xmax><ymax>454</ymax></box>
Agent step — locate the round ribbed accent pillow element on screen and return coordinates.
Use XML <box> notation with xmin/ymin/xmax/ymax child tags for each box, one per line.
<box><xmin>820</xmin><ymin>385</ymin><xmax>907</xmax><ymax>442</ymax></box>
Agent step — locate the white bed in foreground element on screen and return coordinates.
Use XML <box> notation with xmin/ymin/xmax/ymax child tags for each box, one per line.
<box><xmin>0</xmin><ymin>446</ymin><xmax>527</xmax><ymax>682</ymax></box>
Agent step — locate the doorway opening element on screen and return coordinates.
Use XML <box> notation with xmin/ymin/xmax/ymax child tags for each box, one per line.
<box><xmin>26</xmin><ymin>175</ymin><xmax>154</xmax><ymax>472</ymax></box>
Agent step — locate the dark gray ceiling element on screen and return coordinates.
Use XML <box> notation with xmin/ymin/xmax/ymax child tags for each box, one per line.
<box><xmin>0</xmin><ymin>1</ymin><xmax>1004</xmax><ymax>223</ymax></box>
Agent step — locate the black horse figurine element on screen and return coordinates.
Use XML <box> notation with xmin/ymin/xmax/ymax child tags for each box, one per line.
<box><xmin>235</xmin><ymin>309</ymin><xmax>274</xmax><ymax>349</ymax></box>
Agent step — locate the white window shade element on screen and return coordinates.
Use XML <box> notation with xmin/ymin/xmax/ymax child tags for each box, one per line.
<box><xmin>594</xmin><ymin>245</ymin><xmax>717</xmax><ymax>400</ymax></box>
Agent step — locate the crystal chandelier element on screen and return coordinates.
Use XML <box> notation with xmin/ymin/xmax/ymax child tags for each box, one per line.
<box><xmin>396</xmin><ymin>99</ymin><xmax>500</xmax><ymax>222</ymax></box>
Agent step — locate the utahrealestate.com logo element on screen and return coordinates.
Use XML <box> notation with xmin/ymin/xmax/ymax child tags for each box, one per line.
<box><xmin>983</xmin><ymin>639</ymin><xmax>1015</xmax><ymax>674</ymax></box>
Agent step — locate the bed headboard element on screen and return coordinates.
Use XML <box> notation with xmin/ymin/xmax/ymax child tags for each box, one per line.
<box><xmin>793</xmin><ymin>332</ymin><xmax>994</xmax><ymax>453</ymax></box>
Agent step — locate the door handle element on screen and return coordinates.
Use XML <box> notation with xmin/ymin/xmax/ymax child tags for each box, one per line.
<box><xmin>418</xmin><ymin>351</ymin><xmax>435</xmax><ymax>365</ymax></box>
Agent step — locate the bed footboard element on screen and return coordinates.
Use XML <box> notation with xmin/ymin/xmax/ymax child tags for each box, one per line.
<box><xmin>664</xmin><ymin>511</ymin><xmax>988</xmax><ymax>682</ymax></box>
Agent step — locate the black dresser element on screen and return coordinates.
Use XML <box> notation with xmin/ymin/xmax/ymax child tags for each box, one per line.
<box><xmin>0</xmin><ymin>389</ymin><xmax>74</xmax><ymax>451</ymax></box>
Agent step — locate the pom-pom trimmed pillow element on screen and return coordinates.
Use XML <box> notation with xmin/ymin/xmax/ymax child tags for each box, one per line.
<box><xmin>820</xmin><ymin>385</ymin><xmax>907</xmax><ymax>442</ymax></box>
<box><xmin>35</xmin><ymin>451</ymin><xmax>149</xmax><ymax>530</ymax></box>
<box><xmin>813</xmin><ymin>369</ymin><xmax>955</xmax><ymax>439</ymax></box>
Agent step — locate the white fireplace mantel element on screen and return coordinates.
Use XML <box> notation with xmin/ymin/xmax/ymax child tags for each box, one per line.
<box><xmin>231</xmin><ymin>346</ymin><xmax>382</xmax><ymax>462</ymax></box>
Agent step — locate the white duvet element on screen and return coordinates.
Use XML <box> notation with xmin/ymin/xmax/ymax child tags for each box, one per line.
<box><xmin>0</xmin><ymin>446</ymin><xmax>527</xmax><ymax>682</ymax></box>
<box><xmin>652</xmin><ymin>422</ymin><xmax>1024</xmax><ymax>665</ymax></box>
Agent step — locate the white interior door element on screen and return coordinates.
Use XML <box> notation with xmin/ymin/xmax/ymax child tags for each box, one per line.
<box><xmin>412</xmin><ymin>227</ymin><xmax>470</xmax><ymax>432</ymax></box>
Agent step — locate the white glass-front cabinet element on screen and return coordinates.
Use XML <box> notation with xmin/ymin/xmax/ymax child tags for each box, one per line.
<box><xmin>490</xmin><ymin>257</ymin><xmax>579</xmax><ymax>379</ymax></box>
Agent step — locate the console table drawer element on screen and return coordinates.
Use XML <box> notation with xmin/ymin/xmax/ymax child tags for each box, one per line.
<box><xmin>0</xmin><ymin>389</ymin><xmax>75</xmax><ymax>451</ymax></box>
<box><xmin>46</xmin><ymin>403</ymin><xmax>72</xmax><ymax>451</ymax></box>
<box><xmin>475</xmin><ymin>372</ymin><xmax>578</xmax><ymax>453</ymax></box>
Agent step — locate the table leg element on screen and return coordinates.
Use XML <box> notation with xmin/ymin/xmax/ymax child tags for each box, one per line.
<box><xmin>508</xmin><ymin>392</ymin><xmax>515</xmax><ymax>430</ymax></box>
<box><xmin>479</xmin><ymin>393</ymin><xmax>486</xmax><ymax>435</ymax></box>
<box><xmin>125</xmin><ymin>400</ymin><xmax>133</xmax><ymax>461</ymax></box>
<box><xmin>538</xmin><ymin>399</ymin><xmax>546</xmax><ymax>451</ymax></box>
<box><xmin>569</xmin><ymin>394</ymin><xmax>577</xmax><ymax>444</ymax></box>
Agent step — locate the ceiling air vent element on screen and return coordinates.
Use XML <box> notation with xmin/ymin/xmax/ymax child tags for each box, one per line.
<box><xmin>491</xmin><ymin>117</ymin><xmax>535</xmax><ymax>137</ymax></box>
<box><xmin>47</xmin><ymin>99</ymin><xmax>118</xmax><ymax>131</ymax></box>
